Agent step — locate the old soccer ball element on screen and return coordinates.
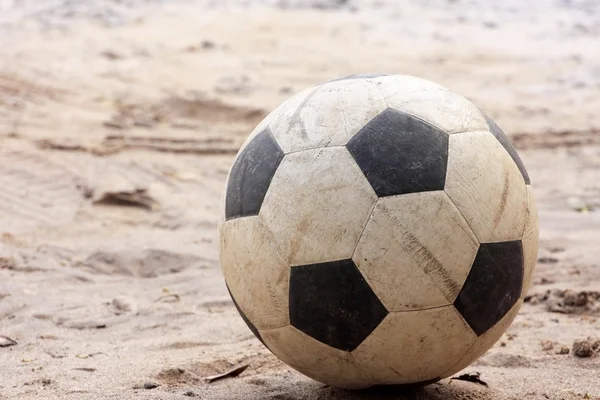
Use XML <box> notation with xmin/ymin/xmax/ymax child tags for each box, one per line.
<box><xmin>218</xmin><ymin>73</ymin><xmax>539</xmax><ymax>389</ymax></box>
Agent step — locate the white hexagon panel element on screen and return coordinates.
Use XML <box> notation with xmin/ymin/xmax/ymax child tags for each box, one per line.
<box><xmin>260</xmin><ymin>325</ymin><xmax>372</xmax><ymax>389</ymax></box>
<box><xmin>351</xmin><ymin>306</ymin><xmax>476</xmax><ymax>385</ymax></box>
<box><xmin>444</xmin><ymin>130</ymin><xmax>528</xmax><ymax>243</ymax></box>
<box><xmin>372</xmin><ymin>74</ymin><xmax>489</xmax><ymax>134</ymax></box>
<box><xmin>219</xmin><ymin>216</ymin><xmax>290</xmax><ymax>331</ymax></box>
<box><xmin>269</xmin><ymin>78</ymin><xmax>388</xmax><ymax>153</ymax></box>
<box><xmin>521</xmin><ymin>186</ymin><xmax>539</xmax><ymax>298</ymax></box>
<box><xmin>260</xmin><ymin>146</ymin><xmax>378</xmax><ymax>266</ymax></box>
<box><xmin>353</xmin><ymin>191</ymin><xmax>479</xmax><ymax>311</ymax></box>
<box><xmin>440</xmin><ymin>299</ymin><xmax>524</xmax><ymax>376</ymax></box>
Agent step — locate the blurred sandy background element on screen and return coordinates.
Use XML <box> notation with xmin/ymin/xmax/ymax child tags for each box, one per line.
<box><xmin>0</xmin><ymin>1</ymin><xmax>599</xmax><ymax>399</ymax></box>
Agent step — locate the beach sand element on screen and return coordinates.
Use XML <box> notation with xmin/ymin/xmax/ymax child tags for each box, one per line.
<box><xmin>0</xmin><ymin>1</ymin><xmax>599</xmax><ymax>398</ymax></box>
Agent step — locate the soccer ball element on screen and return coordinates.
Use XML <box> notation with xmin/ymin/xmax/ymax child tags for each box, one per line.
<box><xmin>218</xmin><ymin>73</ymin><xmax>538</xmax><ymax>389</ymax></box>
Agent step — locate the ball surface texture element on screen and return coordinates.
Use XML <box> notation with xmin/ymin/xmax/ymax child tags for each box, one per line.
<box><xmin>218</xmin><ymin>73</ymin><xmax>539</xmax><ymax>389</ymax></box>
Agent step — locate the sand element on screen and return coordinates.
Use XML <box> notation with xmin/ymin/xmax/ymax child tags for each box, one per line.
<box><xmin>0</xmin><ymin>1</ymin><xmax>599</xmax><ymax>399</ymax></box>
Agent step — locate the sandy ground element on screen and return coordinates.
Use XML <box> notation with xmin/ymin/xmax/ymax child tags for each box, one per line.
<box><xmin>0</xmin><ymin>1</ymin><xmax>600</xmax><ymax>399</ymax></box>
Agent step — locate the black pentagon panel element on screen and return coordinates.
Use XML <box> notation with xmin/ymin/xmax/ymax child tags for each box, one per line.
<box><xmin>346</xmin><ymin>108</ymin><xmax>449</xmax><ymax>197</ymax></box>
<box><xmin>324</xmin><ymin>73</ymin><xmax>389</xmax><ymax>84</ymax></box>
<box><xmin>225</xmin><ymin>128</ymin><xmax>284</xmax><ymax>221</ymax></box>
<box><xmin>227</xmin><ymin>285</ymin><xmax>269</xmax><ymax>349</ymax></box>
<box><xmin>289</xmin><ymin>259</ymin><xmax>388</xmax><ymax>352</ymax></box>
<box><xmin>454</xmin><ymin>241</ymin><xmax>524</xmax><ymax>336</ymax></box>
<box><xmin>481</xmin><ymin>111</ymin><xmax>530</xmax><ymax>185</ymax></box>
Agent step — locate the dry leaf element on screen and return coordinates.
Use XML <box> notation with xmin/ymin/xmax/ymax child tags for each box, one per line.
<box><xmin>0</xmin><ymin>336</ymin><xmax>17</xmax><ymax>347</ymax></box>
<box><xmin>204</xmin><ymin>363</ymin><xmax>249</xmax><ymax>383</ymax></box>
<box><xmin>451</xmin><ymin>372</ymin><xmax>488</xmax><ymax>387</ymax></box>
